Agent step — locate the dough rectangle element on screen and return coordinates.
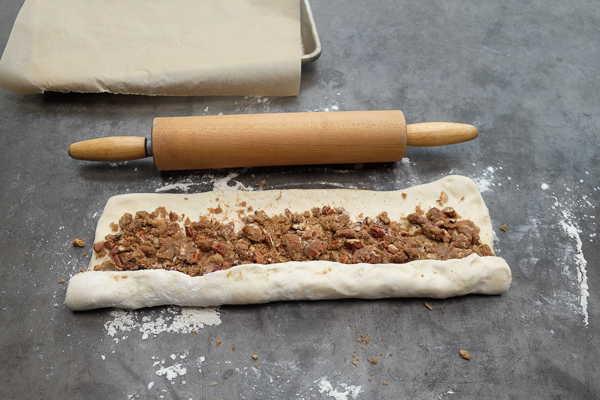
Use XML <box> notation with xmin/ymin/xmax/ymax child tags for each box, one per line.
<box><xmin>65</xmin><ymin>176</ymin><xmax>512</xmax><ymax>310</ymax></box>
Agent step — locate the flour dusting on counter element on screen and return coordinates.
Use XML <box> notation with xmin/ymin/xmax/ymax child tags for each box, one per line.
<box><xmin>155</xmin><ymin>359</ymin><xmax>188</xmax><ymax>382</ymax></box>
<box><xmin>155</xmin><ymin>180</ymin><xmax>196</xmax><ymax>192</ymax></box>
<box><xmin>317</xmin><ymin>378</ymin><xmax>362</xmax><ymax>400</ymax></box>
<box><xmin>472</xmin><ymin>166</ymin><xmax>501</xmax><ymax>193</ymax></box>
<box><xmin>105</xmin><ymin>306</ymin><xmax>221</xmax><ymax>338</ymax></box>
<box><xmin>552</xmin><ymin>197</ymin><xmax>590</xmax><ymax>326</ymax></box>
<box><xmin>211</xmin><ymin>169</ymin><xmax>254</xmax><ymax>191</ymax></box>
<box><xmin>154</xmin><ymin>169</ymin><xmax>254</xmax><ymax>193</ymax></box>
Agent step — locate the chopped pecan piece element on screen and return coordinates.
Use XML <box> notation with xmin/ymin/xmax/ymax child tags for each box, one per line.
<box><xmin>345</xmin><ymin>239</ymin><xmax>364</xmax><ymax>250</ymax></box>
<box><xmin>369</xmin><ymin>226</ymin><xmax>386</xmax><ymax>238</ymax></box>
<box><xmin>72</xmin><ymin>238</ymin><xmax>86</xmax><ymax>247</ymax></box>
<box><xmin>93</xmin><ymin>241</ymin><xmax>105</xmax><ymax>253</ymax></box>
<box><xmin>304</xmin><ymin>240</ymin><xmax>327</xmax><ymax>259</ymax></box>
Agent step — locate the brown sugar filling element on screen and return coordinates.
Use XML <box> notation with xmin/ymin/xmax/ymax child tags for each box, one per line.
<box><xmin>92</xmin><ymin>205</ymin><xmax>494</xmax><ymax>276</ymax></box>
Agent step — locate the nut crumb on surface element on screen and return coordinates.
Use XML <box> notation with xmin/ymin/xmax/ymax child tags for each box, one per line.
<box><xmin>368</xmin><ymin>357</ymin><xmax>378</xmax><ymax>364</ymax></box>
<box><xmin>58</xmin><ymin>279</ymin><xmax>65</xmax><ymax>284</ymax></box>
<box><xmin>368</xmin><ymin>378</ymin><xmax>372</xmax><ymax>381</ymax></box>
<box><xmin>350</xmin><ymin>360</ymin><xmax>358</xmax><ymax>367</ymax></box>
<box><xmin>72</xmin><ymin>238</ymin><xmax>85</xmax><ymax>247</ymax></box>
<box><xmin>210</xmin><ymin>382</ymin><xmax>217</xmax><ymax>386</ymax></box>
<box><xmin>252</xmin><ymin>354</ymin><xmax>258</xmax><ymax>360</ymax></box>
<box><xmin>460</xmin><ymin>349</ymin><xmax>471</xmax><ymax>360</ymax></box>
<box><xmin>216</xmin><ymin>339</ymin><xmax>222</xmax><ymax>347</ymax></box>
<box><xmin>232</xmin><ymin>345</ymin><xmax>236</xmax><ymax>351</ymax></box>
<box><xmin>500</xmin><ymin>224</ymin><xmax>507</xmax><ymax>232</ymax></box>
<box><xmin>424</xmin><ymin>302</ymin><xmax>432</xmax><ymax>311</ymax></box>
<box><xmin>437</xmin><ymin>191</ymin><xmax>448</xmax><ymax>206</ymax></box>
<box><xmin>254</xmin><ymin>363</ymin><xmax>258</xmax><ymax>368</ymax></box>
<box><xmin>402</xmin><ymin>193</ymin><xmax>407</xmax><ymax>199</ymax></box>
<box><xmin>208</xmin><ymin>206</ymin><xmax>223</xmax><ymax>214</ymax></box>
<box><xmin>259</xmin><ymin>180</ymin><xmax>267</xmax><ymax>187</ymax></box>
<box><xmin>382</xmin><ymin>382</ymin><xmax>388</xmax><ymax>386</ymax></box>
<box><xmin>110</xmin><ymin>222</ymin><xmax>119</xmax><ymax>232</ymax></box>
<box><xmin>424</xmin><ymin>372</ymin><xmax>428</xmax><ymax>376</ymax></box>
<box><xmin>357</xmin><ymin>334</ymin><xmax>370</xmax><ymax>343</ymax></box>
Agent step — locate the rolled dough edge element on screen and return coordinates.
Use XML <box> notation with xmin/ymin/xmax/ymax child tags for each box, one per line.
<box><xmin>65</xmin><ymin>254</ymin><xmax>512</xmax><ymax>311</ymax></box>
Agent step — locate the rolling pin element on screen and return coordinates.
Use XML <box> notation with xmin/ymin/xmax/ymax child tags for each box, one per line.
<box><xmin>68</xmin><ymin>110</ymin><xmax>478</xmax><ymax>171</ymax></box>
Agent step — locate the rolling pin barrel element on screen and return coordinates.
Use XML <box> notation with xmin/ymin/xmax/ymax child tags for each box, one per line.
<box><xmin>151</xmin><ymin>111</ymin><xmax>408</xmax><ymax>171</ymax></box>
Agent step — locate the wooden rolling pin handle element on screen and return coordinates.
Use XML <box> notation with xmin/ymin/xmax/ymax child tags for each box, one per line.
<box><xmin>406</xmin><ymin>122</ymin><xmax>478</xmax><ymax>147</ymax></box>
<box><xmin>68</xmin><ymin>136</ymin><xmax>148</xmax><ymax>162</ymax></box>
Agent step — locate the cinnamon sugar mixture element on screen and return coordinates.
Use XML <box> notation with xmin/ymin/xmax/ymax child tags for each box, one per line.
<box><xmin>93</xmin><ymin>206</ymin><xmax>493</xmax><ymax>276</ymax></box>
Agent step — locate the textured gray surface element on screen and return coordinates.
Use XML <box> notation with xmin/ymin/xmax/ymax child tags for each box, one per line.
<box><xmin>0</xmin><ymin>0</ymin><xmax>598</xmax><ymax>399</ymax></box>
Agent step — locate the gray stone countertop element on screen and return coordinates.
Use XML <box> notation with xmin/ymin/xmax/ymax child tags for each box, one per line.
<box><xmin>0</xmin><ymin>0</ymin><xmax>598</xmax><ymax>398</ymax></box>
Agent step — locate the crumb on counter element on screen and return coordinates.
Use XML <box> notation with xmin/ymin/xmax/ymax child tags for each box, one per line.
<box><xmin>72</xmin><ymin>238</ymin><xmax>86</xmax><ymax>247</ymax></box>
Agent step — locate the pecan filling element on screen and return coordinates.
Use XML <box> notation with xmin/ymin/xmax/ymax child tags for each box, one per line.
<box><xmin>92</xmin><ymin>206</ymin><xmax>493</xmax><ymax>276</ymax></box>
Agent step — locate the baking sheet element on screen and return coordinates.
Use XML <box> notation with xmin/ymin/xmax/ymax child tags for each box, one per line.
<box><xmin>0</xmin><ymin>0</ymin><xmax>301</xmax><ymax>96</ymax></box>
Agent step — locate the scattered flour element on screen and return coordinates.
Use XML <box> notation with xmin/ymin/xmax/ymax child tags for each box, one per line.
<box><xmin>317</xmin><ymin>378</ymin><xmax>362</xmax><ymax>400</ymax></box>
<box><xmin>541</xmin><ymin>183</ymin><xmax>549</xmax><ymax>190</ymax></box>
<box><xmin>472</xmin><ymin>166</ymin><xmax>500</xmax><ymax>193</ymax></box>
<box><xmin>104</xmin><ymin>306</ymin><xmax>221</xmax><ymax>339</ymax></box>
<box><xmin>155</xmin><ymin>360</ymin><xmax>187</xmax><ymax>382</ymax></box>
<box><xmin>196</xmin><ymin>356</ymin><xmax>206</xmax><ymax>373</ymax></box>
<box><xmin>552</xmin><ymin>197</ymin><xmax>590</xmax><ymax>326</ymax></box>
<box><xmin>311</xmin><ymin>98</ymin><xmax>341</xmax><ymax>113</ymax></box>
<box><xmin>211</xmin><ymin>169</ymin><xmax>254</xmax><ymax>191</ymax></box>
<box><xmin>154</xmin><ymin>169</ymin><xmax>254</xmax><ymax>193</ymax></box>
<box><xmin>155</xmin><ymin>180</ymin><xmax>196</xmax><ymax>192</ymax></box>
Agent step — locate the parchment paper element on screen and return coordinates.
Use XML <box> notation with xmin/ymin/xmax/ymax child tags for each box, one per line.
<box><xmin>0</xmin><ymin>0</ymin><xmax>301</xmax><ymax>96</ymax></box>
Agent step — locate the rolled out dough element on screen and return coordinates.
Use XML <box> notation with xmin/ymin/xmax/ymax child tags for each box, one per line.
<box><xmin>64</xmin><ymin>175</ymin><xmax>512</xmax><ymax>310</ymax></box>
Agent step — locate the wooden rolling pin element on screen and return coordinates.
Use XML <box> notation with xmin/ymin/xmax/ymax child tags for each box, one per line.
<box><xmin>68</xmin><ymin>110</ymin><xmax>477</xmax><ymax>171</ymax></box>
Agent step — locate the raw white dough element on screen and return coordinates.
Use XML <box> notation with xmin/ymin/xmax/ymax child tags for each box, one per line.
<box><xmin>65</xmin><ymin>175</ymin><xmax>512</xmax><ymax>310</ymax></box>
